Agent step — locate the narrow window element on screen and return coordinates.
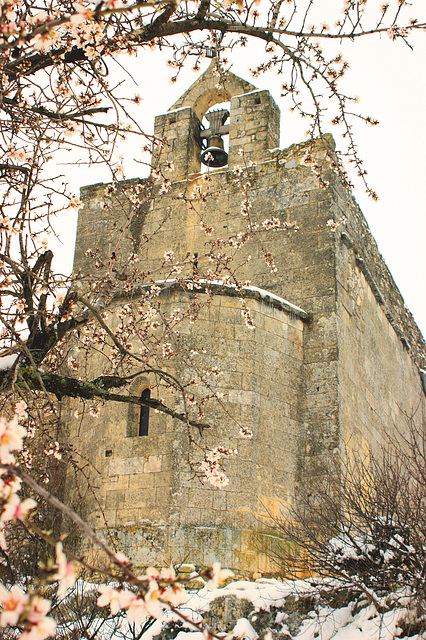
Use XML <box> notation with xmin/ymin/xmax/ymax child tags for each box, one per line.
<box><xmin>139</xmin><ymin>388</ymin><xmax>150</xmax><ymax>436</ymax></box>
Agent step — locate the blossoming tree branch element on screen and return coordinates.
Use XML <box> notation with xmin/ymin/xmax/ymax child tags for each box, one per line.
<box><xmin>0</xmin><ymin>0</ymin><xmax>425</xmax><ymax>637</ymax></box>
<box><xmin>1</xmin><ymin>402</ymin><xmax>233</xmax><ymax>639</ymax></box>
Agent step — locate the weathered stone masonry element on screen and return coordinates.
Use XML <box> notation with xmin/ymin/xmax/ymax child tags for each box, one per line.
<box><xmin>68</xmin><ymin>63</ymin><xmax>426</xmax><ymax>575</ymax></box>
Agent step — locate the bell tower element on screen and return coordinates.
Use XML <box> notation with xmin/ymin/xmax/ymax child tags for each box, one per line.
<box><xmin>70</xmin><ymin>64</ymin><xmax>426</xmax><ymax>576</ymax></box>
<box><xmin>152</xmin><ymin>61</ymin><xmax>280</xmax><ymax>179</ymax></box>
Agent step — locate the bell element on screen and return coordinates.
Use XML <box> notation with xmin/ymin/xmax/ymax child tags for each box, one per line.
<box><xmin>200</xmin><ymin>108</ymin><xmax>230</xmax><ymax>168</ymax></box>
<box><xmin>201</xmin><ymin>134</ymin><xmax>228</xmax><ymax>168</ymax></box>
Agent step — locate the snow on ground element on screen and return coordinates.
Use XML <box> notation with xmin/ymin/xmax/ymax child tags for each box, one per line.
<box><xmin>68</xmin><ymin>577</ymin><xmax>422</xmax><ymax>640</ymax></box>
<box><xmin>154</xmin><ymin>579</ymin><xmax>420</xmax><ymax>640</ymax></box>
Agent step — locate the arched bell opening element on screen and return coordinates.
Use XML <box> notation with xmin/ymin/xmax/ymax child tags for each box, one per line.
<box><xmin>192</xmin><ymin>88</ymin><xmax>233</xmax><ymax>122</ymax></box>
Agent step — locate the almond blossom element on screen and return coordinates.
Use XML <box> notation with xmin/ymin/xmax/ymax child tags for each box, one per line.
<box><xmin>206</xmin><ymin>562</ymin><xmax>234</xmax><ymax>589</ymax></box>
<box><xmin>20</xmin><ymin>596</ymin><xmax>56</xmax><ymax>640</ymax></box>
<box><xmin>70</xmin><ymin>2</ymin><xmax>93</xmax><ymax>24</ymax></box>
<box><xmin>32</xmin><ymin>29</ymin><xmax>59</xmax><ymax>52</ymax></box>
<box><xmin>0</xmin><ymin>412</ymin><xmax>37</xmax><ymax>550</ymax></box>
<box><xmin>54</xmin><ymin>542</ymin><xmax>76</xmax><ymax>598</ymax></box>
<box><xmin>262</xmin><ymin>216</ymin><xmax>281</xmax><ymax>230</ymax></box>
<box><xmin>20</xmin><ymin>615</ymin><xmax>56</xmax><ymax>640</ymax></box>
<box><xmin>0</xmin><ymin>474</ymin><xmax>21</xmax><ymax>501</ymax></box>
<box><xmin>14</xmin><ymin>402</ymin><xmax>28</xmax><ymax>421</ymax></box>
<box><xmin>126</xmin><ymin>596</ymin><xmax>149</xmax><ymax>625</ymax></box>
<box><xmin>97</xmin><ymin>565</ymin><xmax>190</xmax><ymax>626</ymax></box>
<box><xmin>97</xmin><ymin>585</ymin><xmax>133</xmax><ymax>615</ymax></box>
<box><xmin>0</xmin><ymin>584</ymin><xmax>29</xmax><ymax>626</ymax></box>
<box><xmin>200</xmin><ymin>447</ymin><xmax>237</xmax><ymax>488</ymax></box>
<box><xmin>0</xmin><ymin>415</ymin><xmax>26</xmax><ymax>463</ymax></box>
<box><xmin>89</xmin><ymin>405</ymin><xmax>100</xmax><ymax>418</ymax></box>
<box><xmin>161</xmin><ymin>581</ymin><xmax>189</xmax><ymax>606</ymax></box>
<box><xmin>145</xmin><ymin>566</ymin><xmax>189</xmax><ymax>607</ymax></box>
<box><xmin>141</xmin><ymin>578</ymin><xmax>164</xmax><ymax>619</ymax></box>
<box><xmin>162</xmin><ymin>343</ymin><xmax>174</xmax><ymax>358</ymax></box>
<box><xmin>0</xmin><ymin>584</ymin><xmax>56</xmax><ymax>640</ymax></box>
<box><xmin>1</xmin><ymin>494</ymin><xmax>37</xmax><ymax>524</ymax></box>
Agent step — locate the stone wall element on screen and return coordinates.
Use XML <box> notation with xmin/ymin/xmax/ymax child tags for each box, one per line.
<box><xmin>75</xmin><ymin>140</ymin><xmax>343</xmax><ymax>484</ymax></box>
<box><xmin>331</xmin><ymin>180</ymin><xmax>426</xmax><ymax>368</ymax></box>
<box><xmin>74</xmin><ymin>178</ymin><xmax>150</xmax><ymax>274</ymax></box>
<box><xmin>335</xmin><ymin>228</ymin><xmax>425</xmax><ymax>454</ymax></box>
<box><xmin>66</xmin><ymin>288</ymin><xmax>306</xmax><ymax>574</ymax></box>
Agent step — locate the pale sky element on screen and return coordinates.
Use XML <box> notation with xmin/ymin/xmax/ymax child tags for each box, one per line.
<box><xmin>57</xmin><ymin>8</ymin><xmax>426</xmax><ymax>339</ymax></box>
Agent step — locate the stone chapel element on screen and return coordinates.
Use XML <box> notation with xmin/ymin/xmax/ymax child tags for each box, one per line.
<box><xmin>68</xmin><ymin>63</ymin><xmax>426</xmax><ymax>575</ymax></box>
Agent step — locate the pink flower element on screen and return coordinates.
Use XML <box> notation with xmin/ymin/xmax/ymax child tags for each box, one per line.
<box><xmin>162</xmin><ymin>343</ymin><xmax>173</xmax><ymax>358</ymax></box>
<box><xmin>54</xmin><ymin>542</ymin><xmax>76</xmax><ymax>598</ymax></box>
<box><xmin>0</xmin><ymin>584</ymin><xmax>29</xmax><ymax>626</ymax></box>
<box><xmin>262</xmin><ymin>217</ymin><xmax>281</xmax><ymax>230</ymax></box>
<box><xmin>200</xmin><ymin>447</ymin><xmax>237</xmax><ymax>488</ymax></box>
<box><xmin>70</xmin><ymin>3</ymin><xmax>92</xmax><ymax>24</ymax></box>
<box><xmin>0</xmin><ymin>415</ymin><xmax>27</xmax><ymax>461</ymax></box>
<box><xmin>97</xmin><ymin>586</ymin><xmax>133</xmax><ymax>615</ymax></box>
<box><xmin>89</xmin><ymin>405</ymin><xmax>100</xmax><ymax>418</ymax></box>
<box><xmin>0</xmin><ymin>475</ymin><xmax>21</xmax><ymax>501</ymax></box>
<box><xmin>103</xmin><ymin>0</ymin><xmax>125</xmax><ymax>10</ymax></box>
<box><xmin>20</xmin><ymin>616</ymin><xmax>56</xmax><ymax>640</ymax></box>
<box><xmin>126</xmin><ymin>596</ymin><xmax>148</xmax><ymax>625</ymax></box>
<box><xmin>15</xmin><ymin>401</ymin><xmax>28</xmax><ymax>421</ymax></box>
<box><xmin>1</xmin><ymin>495</ymin><xmax>37</xmax><ymax>524</ymax></box>
<box><xmin>162</xmin><ymin>583</ymin><xmax>188</xmax><ymax>606</ymax></box>
<box><xmin>55</xmin><ymin>292</ymin><xmax>65</xmax><ymax>306</ymax></box>
<box><xmin>143</xmin><ymin>580</ymin><xmax>163</xmax><ymax>619</ymax></box>
<box><xmin>26</xmin><ymin>596</ymin><xmax>52</xmax><ymax>624</ymax></box>
<box><xmin>114</xmin><ymin>551</ymin><xmax>129</xmax><ymax>564</ymax></box>
<box><xmin>206</xmin><ymin>562</ymin><xmax>233</xmax><ymax>589</ymax></box>
<box><xmin>32</xmin><ymin>31</ymin><xmax>59</xmax><ymax>53</ymax></box>
<box><xmin>240</xmin><ymin>198</ymin><xmax>252</xmax><ymax>216</ymax></box>
<box><xmin>201</xmin><ymin>465</ymin><xmax>229</xmax><ymax>488</ymax></box>
<box><xmin>67</xmin><ymin>356</ymin><xmax>79</xmax><ymax>371</ymax></box>
<box><xmin>68</xmin><ymin>195</ymin><xmax>83</xmax><ymax>209</ymax></box>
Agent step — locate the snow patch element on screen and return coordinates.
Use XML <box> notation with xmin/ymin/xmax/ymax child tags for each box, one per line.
<box><xmin>0</xmin><ymin>354</ymin><xmax>18</xmax><ymax>370</ymax></box>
